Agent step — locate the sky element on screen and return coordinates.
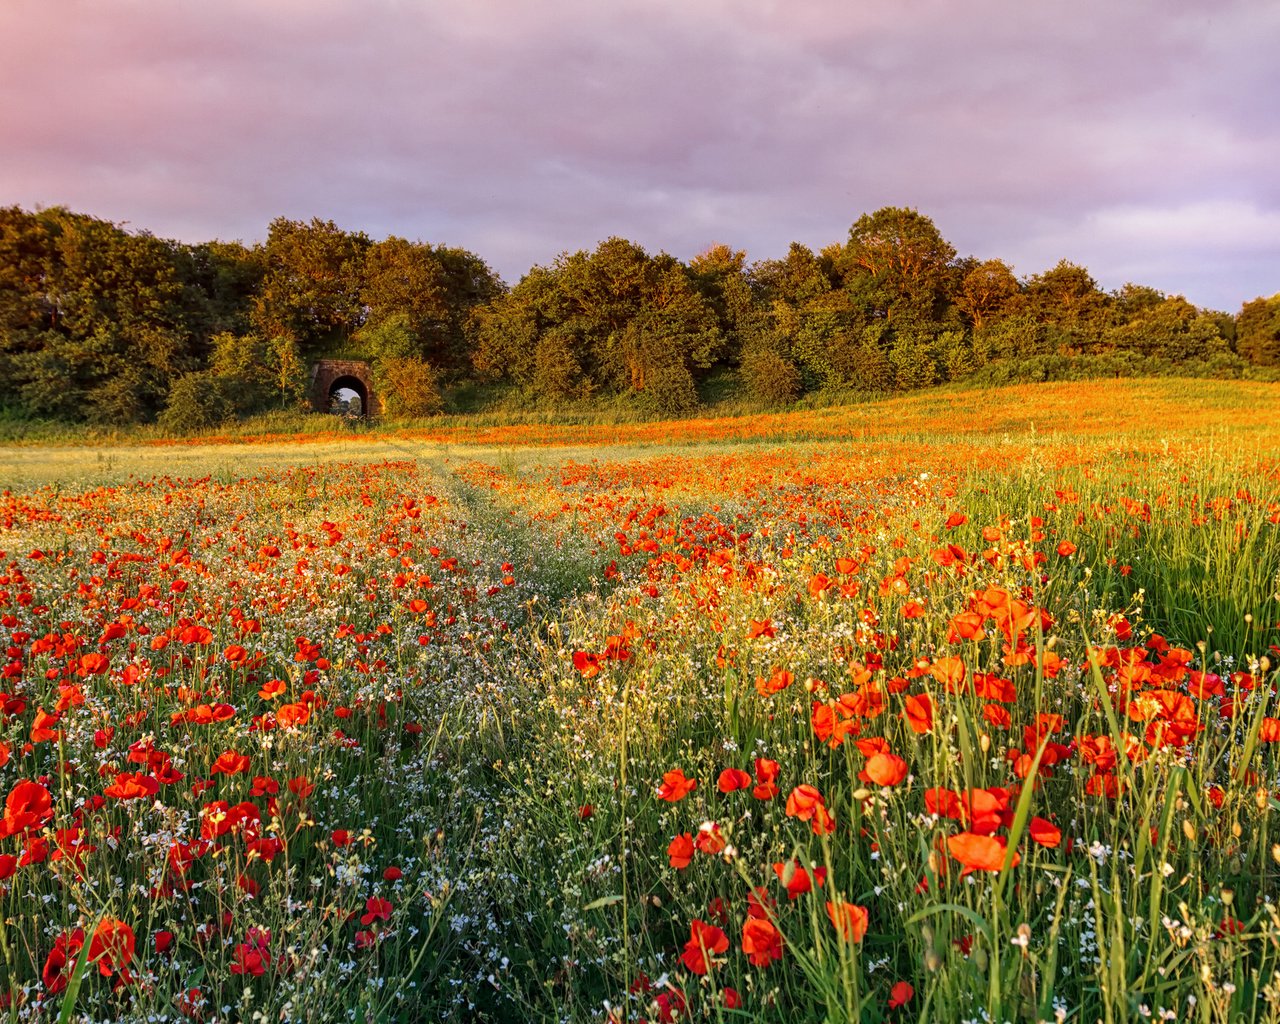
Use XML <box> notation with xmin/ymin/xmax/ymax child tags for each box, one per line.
<box><xmin>1</xmin><ymin>0</ymin><xmax>1277</xmax><ymax>312</ymax></box>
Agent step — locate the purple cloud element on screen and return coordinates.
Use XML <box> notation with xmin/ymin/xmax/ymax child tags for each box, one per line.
<box><xmin>1</xmin><ymin>0</ymin><xmax>1276</xmax><ymax>311</ymax></box>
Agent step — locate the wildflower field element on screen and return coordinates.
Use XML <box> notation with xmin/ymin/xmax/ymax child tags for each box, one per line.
<box><xmin>2</xmin><ymin>379</ymin><xmax>1280</xmax><ymax>1024</ymax></box>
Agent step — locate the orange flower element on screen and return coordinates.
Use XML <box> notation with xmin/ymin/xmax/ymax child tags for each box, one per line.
<box><xmin>929</xmin><ymin>656</ymin><xmax>966</xmax><ymax>688</ymax></box>
<box><xmin>741</xmin><ymin>918</ymin><xmax>783</xmax><ymax>966</ymax></box>
<box><xmin>104</xmin><ymin>772</ymin><xmax>159</xmax><ymax>801</ymax></box>
<box><xmin>211</xmin><ymin>750</ymin><xmax>250</xmax><ymax>776</ymax></box>
<box><xmin>785</xmin><ymin>784</ymin><xmax>825</xmax><ymax>821</ymax></box>
<box><xmin>276</xmin><ymin>702</ymin><xmax>311</xmax><ymax>728</ymax></box>
<box><xmin>755</xmin><ymin>666</ymin><xmax>795</xmax><ymax>697</ymax></box>
<box><xmin>3</xmin><ymin>780</ymin><xmax>52</xmax><ymax>838</ymax></box>
<box><xmin>258</xmin><ymin>679</ymin><xmax>287</xmax><ymax>700</ymax></box>
<box><xmin>88</xmin><ymin>918</ymin><xmax>136</xmax><ymax>978</ymax></box>
<box><xmin>863</xmin><ymin>752</ymin><xmax>909</xmax><ymax>787</ymax></box>
<box><xmin>717</xmin><ymin>768</ymin><xmax>751</xmax><ymax>793</ymax></box>
<box><xmin>826</xmin><ymin>900</ymin><xmax>869</xmax><ymax>942</ymax></box>
<box><xmin>752</xmin><ymin>758</ymin><xmax>780</xmax><ymax>800</ymax></box>
<box><xmin>903</xmin><ymin>693</ymin><xmax>933</xmax><ymax>733</ymax></box>
<box><xmin>947</xmin><ymin>832</ymin><xmax>1019</xmax><ymax>873</ymax></box>
<box><xmin>656</xmin><ymin>769</ymin><xmax>697</xmax><ymax>802</ymax></box>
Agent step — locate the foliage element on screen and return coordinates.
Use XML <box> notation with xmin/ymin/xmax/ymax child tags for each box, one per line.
<box><xmin>0</xmin><ymin>203</ymin><xmax>1277</xmax><ymax>431</ymax></box>
<box><xmin>375</xmin><ymin>356</ymin><xmax>444</xmax><ymax>416</ymax></box>
<box><xmin>157</xmin><ymin>369</ymin><xmax>236</xmax><ymax>431</ymax></box>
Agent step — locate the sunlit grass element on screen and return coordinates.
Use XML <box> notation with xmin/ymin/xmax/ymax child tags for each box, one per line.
<box><xmin>1</xmin><ymin>379</ymin><xmax>1278</xmax><ymax>1022</ymax></box>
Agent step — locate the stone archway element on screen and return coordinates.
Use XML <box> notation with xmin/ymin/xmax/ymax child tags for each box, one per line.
<box><xmin>310</xmin><ymin>360</ymin><xmax>380</xmax><ymax>416</ymax></box>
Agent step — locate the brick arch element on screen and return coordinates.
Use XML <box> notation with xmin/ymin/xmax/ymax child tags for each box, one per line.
<box><xmin>310</xmin><ymin>360</ymin><xmax>380</xmax><ymax>416</ymax></box>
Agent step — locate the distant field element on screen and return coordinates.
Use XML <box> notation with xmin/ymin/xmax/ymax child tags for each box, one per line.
<box><xmin>1</xmin><ymin>379</ymin><xmax>1279</xmax><ymax>1022</ymax></box>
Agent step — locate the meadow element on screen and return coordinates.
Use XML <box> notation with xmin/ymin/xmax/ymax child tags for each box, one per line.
<box><xmin>1</xmin><ymin>379</ymin><xmax>1279</xmax><ymax>1023</ymax></box>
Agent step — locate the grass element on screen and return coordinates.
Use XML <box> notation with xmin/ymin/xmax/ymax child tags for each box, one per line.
<box><xmin>0</xmin><ymin>379</ymin><xmax>1279</xmax><ymax>1022</ymax></box>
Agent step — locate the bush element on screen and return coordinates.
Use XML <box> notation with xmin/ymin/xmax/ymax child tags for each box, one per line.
<box><xmin>532</xmin><ymin>333</ymin><xmax>582</xmax><ymax>399</ymax></box>
<box><xmin>158</xmin><ymin>372</ymin><xmax>235</xmax><ymax>433</ymax></box>
<box><xmin>633</xmin><ymin>362</ymin><xmax>699</xmax><ymax>415</ymax></box>
<box><xmin>375</xmin><ymin>357</ymin><xmax>444</xmax><ymax>417</ymax></box>
<box><xmin>739</xmin><ymin>348</ymin><xmax>803</xmax><ymax>404</ymax></box>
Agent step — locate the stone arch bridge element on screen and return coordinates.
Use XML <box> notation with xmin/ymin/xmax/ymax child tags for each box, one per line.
<box><xmin>310</xmin><ymin>360</ymin><xmax>380</xmax><ymax>416</ymax></box>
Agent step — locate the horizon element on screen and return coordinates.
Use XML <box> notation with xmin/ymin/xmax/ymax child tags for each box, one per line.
<box><xmin>2</xmin><ymin>0</ymin><xmax>1278</xmax><ymax>312</ymax></box>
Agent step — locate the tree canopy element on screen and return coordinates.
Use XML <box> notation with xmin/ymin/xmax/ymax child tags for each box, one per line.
<box><xmin>0</xmin><ymin>203</ymin><xmax>1272</xmax><ymax>427</ymax></box>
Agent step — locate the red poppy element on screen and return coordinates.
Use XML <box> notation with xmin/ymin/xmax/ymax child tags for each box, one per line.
<box><xmin>88</xmin><ymin>918</ymin><xmax>136</xmax><ymax>978</ymax></box>
<box><xmin>741</xmin><ymin>918</ymin><xmax>784</xmax><ymax>966</ymax></box>
<box><xmin>717</xmin><ymin>767</ymin><xmax>752</xmax><ymax>793</ymax></box>
<box><xmin>1028</xmin><ymin>817</ymin><xmax>1062</xmax><ymax>848</ymax></box>
<box><xmin>210</xmin><ymin>750</ymin><xmax>250</xmax><ymax>776</ymax></box>
<box><xmin>864</xmin><ymin>752</ymin><xmax>909</xmax><ymax>787</ymax></box>
<box><xmin>104</xmin><ymin>772</ymin><xmax>159</xmax><ymax>801</ymax></box>
<box><xmin>668</xmin><ymin>833</ymin><xmax>695</xmax><ymax>869</ymax></box>
<box><xmin>752</xmin><ymin>758</ymin><xmax>780</xmax><ymax>800</ymax></box>
<box><xmin>889</xmin><ymin>980</ymin><xmax>915</xmax><ymax>1008</ymax></box>
<box><xmin>656</xmin><ymin>769</ymin><xmax>697</xmax><ymax>802</ymax></box>
<box><xmin>360</xmin><ymin>897</ymin><xmax>393</xmax><ymax>926</ymax></box>
<box><xmin>3</xmin><ymin>780</ymin><xmax>52</xmax><ymax>837</ymax></box>
<box><xmin>680</xmin><ymin>919</ymin><xmax>729</xmax><ymax>975</ymax></box>
<box><xmin>947</xmin><ymin>832</ymin><xmax>1020</xmax><ymax>873</ymax></box>
<box><xmin>826</xmin><ymin>900</ymin><xmax>869</xmax><ymax>942</ymax></box>
<box><xmin>773</xmin><ymin>860</ymin><xmax>827</xmax><ymax>899</ymax></box>
<box><xmin>903</xmin><ymin>693</ymin><xmax>933</xmax><ymax>733</ymax></box>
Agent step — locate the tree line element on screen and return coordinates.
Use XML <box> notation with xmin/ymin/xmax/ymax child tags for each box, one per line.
<box><xmin>1</xmin><ymin>204</ymin><xmax>1277</xmax><ymax>427</ymax></box>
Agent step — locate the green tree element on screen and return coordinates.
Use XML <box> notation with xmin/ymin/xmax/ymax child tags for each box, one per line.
<box><xmin>1237</xmin><ymin>295</ymin><xmax>1280</xmax><ymax>366</ymax></box>
<box><xmin>954</xmin><ymin>258</ymin><xmax>1020</xmax><ymax>333</ymax></box>
<box><xmin>842</xmin><ymin>207</ymin><xmax>957</xmax><ymax>324</ymax></box>
<box><xmin>253</xmin><ymin>217</ymin><xmax>369</xmax><ymax>353</ymax></box>
<box><xmin>1024</xmin><ymin>260</ymin><xmax>1110</xmax><ymax>354</ymax></box>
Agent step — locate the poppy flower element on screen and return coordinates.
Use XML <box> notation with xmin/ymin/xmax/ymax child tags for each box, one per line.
<box><xmin>785</xmin><ymin>784</ymin><xmax>825</xmax><ymax>821</ymax></box>
<box><xmin>88</xmin><ymin>918</ymin><xmax>136</xmax><ymax>978</ymax></box>
<box><xmin>695</xmin><ymin>821</ymin><xmax>727</xmax><ymax>855</ymax></box>
<box><xmin>889</xmin><ymin>980</ymin><xmax>915</xmax><ymax>1008</ymax></box>
<box><xmin>929</xmin><ymin>656</ymin><xmax>966</xmax><ymax>688</ymax></box>
<box><xmin>864</xmin><ymin>752</ymin><xmax>909</xmax><ymax>787</ymax></box>
<box><xmin>717</xmin><ymin>767</ymin><xmax>751</xmax><ymax>793</ymax></box>
<box><xmin>773</xmin><ymin>860</ymin><xmax>827</xmax><ymax>899</ymax></box>
<box><xmin>210</xmin><ymin>750</ymin><xmax>250</xmax><ymax>776</ymax></box>
<box><xmin>668</xmin><ymin>833</ymin><xmax>695</xmax><ymax>869</ymax></box>
<box><xmin>903</xmin><ymin>693</ymin><xmax>933</xmax><ymax>733</ymax></box>
<box><xmin>755</xmin><ymin>666</ymin><xmax>795</xmax><ymax>697</ymax></box>
<box><xmin>741</xmin><ymin>918</ymin><xmax>784</xmax><ymax>966</ymax></box>
<box><xmin>680</xmin><ymin>919</ymin><xmax>729</xmax><ymax>975</ymax></box>
<box><xmin>104</xmin><ymin>772</ymin><xmax>159</xmax><ymax>801</ymax></box>
<box><xmin>826</xmin><ymin>900</ymin><xmax>869</xmax><ymax>942</ymax></box>
<box><xmin>1028</xmin><ymin>817</ymin><xmax>1062</xmax><ymax>848</ymax></box>
<box><xmin>3</xmin><ymin>780</ymin><xmax>52</xmax><ymax>837</ymax></box>
<box><xmin>656</xmin><ymin>769</ymin><xmax>697</xmax><ymax>802</ymax></box>
<box><xmin>947</xmin><ymin>832</ymin><xmax>1020</xmax><ymax>873</ymax></box>
<box><xmin>360</xmin><ymin>897</ymin><xmax>393</xmax><ymax>926</ymax></box>
<box><xmin>752</xmin><ymin>758</ymin><xmax>780</xmax><ymax>799</ymax></box>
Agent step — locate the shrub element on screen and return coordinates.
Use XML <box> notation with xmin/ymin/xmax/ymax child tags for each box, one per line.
<box><xmin>375</xmin><ymin>357</ymin><xmax>443</xmax><ymax>417</ymax></box>
<box><xmin>634</xmin><ymin>362</ymin><xmax>699</xmax><ymax>415</ymax></box>
<box><xmin>158</xmin><ymin>371</ymin><xmax>235</xmax><ymax>433</ymax></box>
<box><xmin>740</xmin><ymin>347</ymin><xmax>803</xmax><ymax>404</ymax></box>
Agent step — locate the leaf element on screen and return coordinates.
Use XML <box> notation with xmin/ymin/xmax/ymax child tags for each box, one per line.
<box><xmin>582</xmin><ymin>894</ymin><xmax>624</xmax><ymax>911</ymax></box>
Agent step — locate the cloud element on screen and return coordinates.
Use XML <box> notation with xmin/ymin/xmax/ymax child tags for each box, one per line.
<box><xmin>0</xmin><ymin>0</ymin><xmax>1276</xmax><ymax>309</ymax></box>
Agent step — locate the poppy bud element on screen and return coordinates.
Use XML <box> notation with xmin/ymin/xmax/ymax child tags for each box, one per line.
<box><xmin>1182</xmin><ymin>819</ymin><xmax>1196</xmax><ymax>842</ymax></box>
